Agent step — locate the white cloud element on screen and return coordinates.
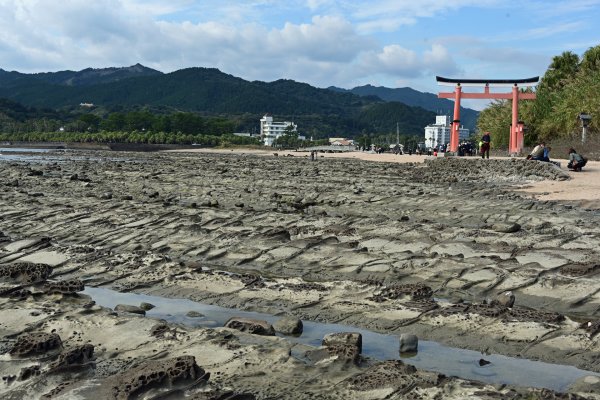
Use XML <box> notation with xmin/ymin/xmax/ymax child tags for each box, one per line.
<box><xmin>531</xmin><ymin>0</ymin><xmax>600</xmax><ymax>18</ymax></box>
<box><xmin>525</xmin><ymin>21</ymin><xmax>585</xmax><ymax>40</ymax></box>
<box><xmin>358</xmin><ymin>43</ymin><xmax>459</xmax><ymax>79</ymax></box>
<box><xmin>461</xmin><ymin>46</ymin><xmax>549</xmax><ymax>71</ymax></box>
<box><xmin>120</xmin><ymin>0</ymin><xmax>195</xmax><ymax>17</ymax></box>
<box><xmin>305</xmin><ymin>0</ymin><xmax>334</xmax><ymax>11</ymax></box>
<box><xmin>351</xmin><ymin>0</ymin><xmax>499</xmax><ymax>18</ymax></box>
<box><xmin>0</xmin><ymin>2</ymin><xmax>415</xmax><ymax>88</ymax></box>
<box><xmin>0</xmin><ymin>0</ymin><xmax>595</xmax><ymax>94</ymax></box>
<box><xmin>132</xmin><ymin>14</ymin><xmax>375</xmax><ymax>87</ymax></box>
<box><xmin>266</xmin><ymin>16</ymin><xmax>372</xmax><ymax>62</ymax></box>
<box><xmin>350</xmin><ymin>0</ymin><xmax>500</xmax><ymax>32</ymax></box>
<box><xmin>357</xmin><ymin>16</ymin><xmax>417</xmax><ymax>33</ymax></box>
<box><xmin>424</xmin><ymin>44</ymin><xmax>460</xmax><ymax>75</ymax></box>
<box><xmin>368</xmin><ymin>45</ymin><xmax>420</xmax><ymax>75</ymax></box>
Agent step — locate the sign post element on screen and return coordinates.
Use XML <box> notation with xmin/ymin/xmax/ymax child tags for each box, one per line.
<box><xmin>578</xmin><ymin>113</ymin><xmax>591</xmax><ymax>144</ymax></box>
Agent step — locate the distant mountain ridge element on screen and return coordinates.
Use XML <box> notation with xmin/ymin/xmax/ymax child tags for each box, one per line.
<box><xmin>0</xmin><ymin>64</ymin><xmax>474</xmax><ymax>137</ymax></box>
<box><xmin>330</xmin><ymin>84</ymin><xmax>479</xmax><ymax>131</ymax></box>
<box><xmin>0</xmin><ymin>63</ymin><xmax>162</xmax><ymax>87</ymax></box>
<box><xmin>32</xmin><ymin>63</ymin><xmax>162</xmax><ymax>86</ymax></box>
<box><xmin>0</xmin><ymin>66</ymin><xmax>374</xmax><ymax>115</ymax></box>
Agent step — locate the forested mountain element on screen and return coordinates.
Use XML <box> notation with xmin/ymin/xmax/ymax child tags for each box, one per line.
<box><xmin>32</xmin><ymin>63</ymin><xmax>162</xmax><ymax>86</ymax></box>
<box><xmin>0</xmin><ymin>65</ymin><xmax>437</xmax><ymax>138</ymax></box>
<box><xmin>0</xmin><ymin>64</ymin><xmax>160</xmax><ymax>88</ymax></box>
<box><xmin>0</xmin><ymin>67</ymin><xmax>373</xmax><ymax>115</ymax></box>
<box><xmin>357</xmin><ymin>102</ymin><xmax>435</xmax><ymax>133</ymax></box>
<box><xmin>0</xmin><ymin>98</ymin><xmax>63</xmax><ymax>121</ymax></box>
<box><xmin>330</xmin><ymin>84</ymin><xmax>479</xmax><ymax>131</ymax></box>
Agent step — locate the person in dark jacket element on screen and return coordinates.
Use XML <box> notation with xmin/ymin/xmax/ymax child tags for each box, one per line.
<box><xmin>480</xmin><ymin>132</ymin><xmax>491</xmax><ymax>159</ymax></box>
<box><xmin>567</xmin><ymin>148</ymin><xmax>587</xmax><ymax>171</ymax></box>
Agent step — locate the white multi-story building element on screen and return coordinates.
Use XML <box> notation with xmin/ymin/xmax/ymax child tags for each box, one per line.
<box><xmin>424</xmin><ymin>115</ymin><xmax>470</xmax><ymax>150</ymax></box>
<box><xmin>260</xmin><ymin>114</ymin><xmax>300</xmax><ymax>146</ymax></box>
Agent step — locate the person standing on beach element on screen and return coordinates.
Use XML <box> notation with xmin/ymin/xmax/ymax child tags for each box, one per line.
<box><xmin>480</xmin><ymin>132</ymin><xmax>491</xmax><ymax>159</ymax></box>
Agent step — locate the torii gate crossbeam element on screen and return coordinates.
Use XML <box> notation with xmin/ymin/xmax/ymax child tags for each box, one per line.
<box><xmin>436</xmin><ymin>76</ymin><xmax>539</xmax><ymax>155</ymax></box>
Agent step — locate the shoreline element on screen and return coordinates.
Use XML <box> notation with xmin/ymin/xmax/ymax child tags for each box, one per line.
<box><xmin>170</xmin><ymin>147</ymin><xmax>600</xmax><ymax>209</ymax></box>
<box><xmin>3</xmin><ymin>142</ymin><xmax>598</xmax><ymax>208</ymax></box>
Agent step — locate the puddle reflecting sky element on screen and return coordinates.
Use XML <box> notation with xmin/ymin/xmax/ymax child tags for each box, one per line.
<box><xmin>84</xmin><ymin>286</ymin><xmax>599</xmax><ymax>392</ymax></box>
<box><xmin>0</xmin><ymin>147</ymin><xmax>133</xmax><ymax>163</ymax></box>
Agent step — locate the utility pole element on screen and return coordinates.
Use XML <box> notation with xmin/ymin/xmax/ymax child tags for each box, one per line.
<box><xmin>396</xmin><ymin>122</ymin><xmax>399</xmax><ymax>146</ymax></box>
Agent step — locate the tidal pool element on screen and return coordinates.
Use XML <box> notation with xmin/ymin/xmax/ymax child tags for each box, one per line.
<box><xmin>84</xmin><ymin>286</ymin><xmax>598</xmax><ymax>392</ymax></box>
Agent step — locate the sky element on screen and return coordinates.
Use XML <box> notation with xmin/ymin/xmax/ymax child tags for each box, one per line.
<box><xmin>1</xmin><ymin>0</ymin><xmax>600</xmax><ymax>109</ymax></box>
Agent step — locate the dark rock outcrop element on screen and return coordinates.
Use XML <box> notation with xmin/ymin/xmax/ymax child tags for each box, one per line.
<box><xmin>111</xmin><ymin>355</ymin><xmax>207</xmax><ymax>399</ymax></box>
<box><xmin>224</xmin><ymin>317</ymin><xmax>275</xmax><ymax>336</ymax></box>
<box><xmin>44</xmin><ymin>279</ymin><xmax>84</xmax><ymax>294</ymax></box>
<box><xmin>371</xmin><ymin>282</ymin><xmax>433</xmax><ymax>302</ymax></box>
<box><xmin>49</xmin><ymin>344</ymin><xmax>94</xmax><ymax>371</ymax></box>
<box><xmin>0</xmin><ymin>263</ymin><xmax>53</xmax><ymax>284</ymax></box>
<box><xmin>10</xmin><ymin>332</ymin><xmax>62</xmax><ymax>356</ymax></box>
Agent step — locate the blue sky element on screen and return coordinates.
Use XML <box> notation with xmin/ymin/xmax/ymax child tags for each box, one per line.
<box><xmin>1</xmin><ymin>0</ymin><xmax>599</xmax><ymax>108</ymax></box>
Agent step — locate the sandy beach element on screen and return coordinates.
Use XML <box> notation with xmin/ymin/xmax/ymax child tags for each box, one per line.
<box><xmin>2</xmin><ymin>147</ymin><xmax>600</xmax><ymax>399</ymax></box>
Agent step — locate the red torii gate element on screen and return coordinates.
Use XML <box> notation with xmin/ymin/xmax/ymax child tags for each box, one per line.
<box><xmin>436</xmin><ymin>76</ymin><xmax>539</xmax><ymax>155</ymax></box>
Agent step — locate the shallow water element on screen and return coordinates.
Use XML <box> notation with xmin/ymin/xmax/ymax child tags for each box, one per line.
<box><xmin>0</xmin><ymin>147</ymin><xmax>131</xmax><ymax>163</ymax></box>
<box><xmin>84</xmin><ymin>286</ymin><xmax>598</xmax><ymax>392</ymax></box>
<box><xmin>0</xmin><ymin>147</ymin><xmax>55</xmax><ymax>162</ymax></box>
<box><xmin>0</xmin><ymin>147</ymin><xmax>54</xmax><ymax>152</ymax></box>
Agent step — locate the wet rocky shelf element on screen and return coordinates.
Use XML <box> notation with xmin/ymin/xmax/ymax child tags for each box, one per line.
<box><xmin>1</xmin><ymin>149</ymin><xmax>600</xmax><ymax>399</ymax></box>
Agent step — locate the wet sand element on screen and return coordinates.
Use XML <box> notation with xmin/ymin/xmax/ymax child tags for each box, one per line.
<box><xmin>2</xmin><ymin>148</ymin><xmax>600</xmax><ymax>399</ymax></box>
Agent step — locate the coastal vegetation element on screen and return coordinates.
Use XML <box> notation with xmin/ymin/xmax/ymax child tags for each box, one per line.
<box><xmin>478</xmin><ymin>45</ymin><xmax>600</xmax><ymax>148</ymax></box>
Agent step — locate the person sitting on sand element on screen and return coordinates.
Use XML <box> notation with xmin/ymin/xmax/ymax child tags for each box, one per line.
<box><xmin>567</xmin><ymin>147</ymin><xmax>587</xmax><ymax>172</ymax></box>
<box><xmin>542</xmin><ymin>145</ymin><xmax>552</xmax><ymax>162</ymax></box>
<box><xmin>527</xmin><ymin>142</ymin><xmax>546</xmax><ymax>161</ymax></box>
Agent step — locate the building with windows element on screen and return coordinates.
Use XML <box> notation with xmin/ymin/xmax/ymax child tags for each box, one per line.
<box><xmin>260</xmin><ymin>114</ymin><xmax>301</xmax><ymax>146</ymax></box>
<box><xmin>424</xmin><ymin>115</ymin><xmax>470</xmax><ymax>150</ymax></box>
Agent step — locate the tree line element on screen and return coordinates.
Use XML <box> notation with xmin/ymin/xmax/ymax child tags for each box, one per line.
<box><xmin>80</xmin><ymin>111</ymin><xmax>236</xmax><ymax>136</ymax></box>
<box><xmin>478</xmin><ymin>45</ymin><xmax>600</xmax><ymax>148</ymax></box>
<box><xmin>0</xmin><ymin>130</ymin><xmax>261</xmax><ymax>146</ymax></box>
<box><xmin>0</xmin><ymin>108</ymin><xmax>263</xmax><ymax>146</ymax></box>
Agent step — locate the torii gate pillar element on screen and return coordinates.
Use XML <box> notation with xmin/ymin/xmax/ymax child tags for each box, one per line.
<box><xmin>510</xmin><ymin>84</ymin><xmax>524</xmax><ymax>155</ymax></box>
<box><xmin>451</xmin><ymin>85</ymin><xmax>461</xmax><ymax>154</ymax></box>
<box><xmin>437</xmin><ymin>77</ymin><xmax>539</xmax><ymax>155</ymax></box>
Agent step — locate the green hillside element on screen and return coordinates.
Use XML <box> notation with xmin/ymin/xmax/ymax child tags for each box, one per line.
<box><xmin>0</xmin><ymin>67</ymin><xmax>374</xmax><ymax>115</ymax></box>
<box><xmin>331</xmin><ymin>84</ymin><xmax>479</xmax><ymax>131</ymax></box>
<box><xmin>32</xmin><ymin>64</ymin><xmax>162</xmax><ymax>86</ymax></box>
<box><xmin>0</xmin><ymin>65</ymin><xmax>437</xmax><ymax>140</ymax></box>
<box><xmin>357</xmin><ymin>102</ymin><xmax>435</xmax><ymax>133</ymax></box>
<box><xmin>0</xmin><ymin>65</ymin><xmax>435</xmax><ymax>139</ymax></box>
